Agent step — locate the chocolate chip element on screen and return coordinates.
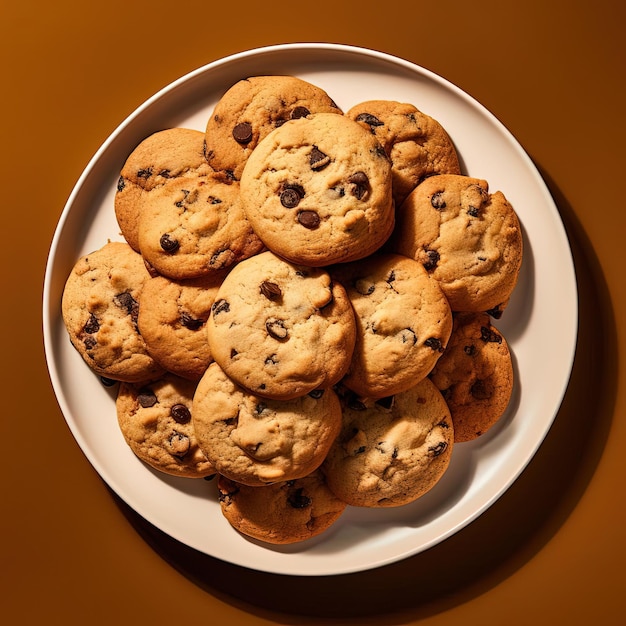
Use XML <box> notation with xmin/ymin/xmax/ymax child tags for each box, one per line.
<box><xmin>291</xmin><ymin>106</ymin><xmax>310</xmax><ymax>119</ymax></box>
<box><xmin>355</xmin><ymin>112</ymin><xmax>384</xmax><ymax>131</ymax></box>
<box><xmin>431</xmin><ymin>192</ymin><xmax>446</xmax><ymax>210</ymax></box>
<box><xmin>158</xmin><ymin>169</ymin><xmax>172</xmax><ymax>178</ymax></box>
<box><xmin>137</xmin><ymin>388</ymin><xmax>157</xmax><ymax>408</ymax></box>
<box><xmin>287</xmin><ymin>488</ymin><xmax>312</xmax><ymax>509</ymax></box>
<box><xmin>468</xmin><ymin>206</ymin><xmax>480</xmax><ymax>217</ymax></box>
<box><xmin>171</xmin><ymin>404</ymin><xmax>191</xmax><ymax>424</ymax></box>
<box><xmin>470</xmin><ymin>379</ymin><xmax>493</xmax><ymax>400</ymax></box>
<box><xmin>297</xmin><ymin>210</ymin><xmax>320</xmax><ymax>229</ymax></box>
<box><xmin>212</xmin><ymin>299</ymin><xmax>230</xmax><ymax>315</ymax></box>
<box><xmin>232</xmin><ymin>122</ymin><xmax>253</xmax><ymax>144</ymax></box>
<box><xmin>265</xmin><ymin>354</ymin><xmax>278</xmax><ymax>365</ymax></box>
<box><xmin>137</xmin><ymin>167</ymin><xmax>152</xmax><ymax>180</ymax></box>
<box><xmin>256</xmin><ymin>402</ymin><xmax>267</xmax><ymax>414</ymax></box>
<box><xmin>260</xmin><ymin>281</ymin><xmax>282</xmax><ymax>300</ymax></box>
<box><xmin>266</xmin><ymin>318</ymin><xmax>288</xmax><ymax>340</ymax></box>
<box><xmin>83</xmin><ymin>337</ymin><xmax>96</xmax><ymax>350</ymax></box>
<box><xmin>83</xmin><ymin>313</ymin><xmax>100</xmax><ymax>334</ymax></box>
<box><xmin>400</xmin><ymin>328</ymin><xmax>418</xmax><ymax>345</ymax></box>
<box><xmin>423</xmin><ymin>249</ymin><xmax>440</xmax><ymax>271</ymax></box>
<box><xmin>114</xmin><ymin>292</ymin><xmax>139</xmax><ymax>321</ymax></box>
<box><xmin>348</xmin><ymin>171</ymin><xmax>369</xmax><ymax>199</ymax></box>
<box><xmin>424</xmin><ymin>337</ymin><xmax>444</xmax><ymax>352</ymax></box>
<box><xmin>117</xmin><ymin>176</ymin><xmax>125</xmax><ymax>192</ymax></box>
<box><xmin>159</xmin><ymin>233</ymin><xmax>180</xmax><ymax>253</ymax></box>
<box><xmin>464</xmin><ymin>344</ymin><xmax>477</xmax><ymax>356</ymax></box>
<box><xmin>280</xmin><ymin>185</ymin><xmax>304</xmax><ymax>208</ymax></box>
<box><xmin>309</xmin><ymin>146</ymin><xmax>330</xmax><ymax>170</ymax></box>
<box><xmin>429</xmin><ymin>441</ymin><xmax>448</xmax><ymax>457</ymax></box>
<box><xmin>180</xmin><ymin>312</ymin><xmax>203</xmax><ymax>330</ymax></box>
<box><xmin>480</xmin><ymin>326</ymin><xmax>502</xmax><ymax>343</ymax></box>
<box><xmin>168</xmin><ymin>432</ymin><xmax>190</xmax><ymax>458</ymax></box>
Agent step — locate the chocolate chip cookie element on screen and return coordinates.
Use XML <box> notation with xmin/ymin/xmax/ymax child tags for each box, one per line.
<box><xmin>114</xmin><ymin>128</ymin><xmax>212</xmax><ymax>251</ymax></box>
<box><xmin>322</xmin><ymin>378</ymin><xmax>454</xmax><ymax>507</ymax></box>
<box><xmin>192</xmin><ymin>362</ymin><xmax>342</xmax><ymax>486</ymax></box>
<box><xmin>429</xmin><ymin>312</ymin><xmax>514</xmax><ymax>441</ymax></box>
<box><xmin>206</xmin><ymin>250</ymin><xmax>356</xmax><ymax>400</ymax></box>
<box><xmin>137</xmin><ymin>174</ymin><xmax>264</xmax><ymax>280</ymax></box>
<box><xmin>137</xmin><ymin>272</ymin><xmax>226</xmax><ymax>381</ymax></box>
<box><xmin>330</xmin><ymin>253</ymin><xmax>452</xmax><ymax>398</ymax></box>
<box><xmin>239</xmin><ymin>112</ymin><xmax>395</xmax><ymax>266</ymax></box>
<box><xmin>216</xmin><ymin>470</ymin><xmax>347</xmax><ymax>544</ymax></box>
<box><xmin>116</xmin><ymin>373</ymin><xmax>215</xmax><ymax>477</ymax></box>
<box><xmin>204</xmin><ymin>75</ymin><xmax>342</xmax><ymax>180</ymax></box>
<box><xmin>390</xmin><ymin>174</ymin><xmax>523</xmax><ymax>313</ymax></box>
<box><xmin>347</xmin><ymin>99</ymin><xmax>461</xmax><ymax>205</ymax></box>
<box><xmin>61</xmin><ymin>241</ymin><xmax>164</xmax><ymax>383</ymax></box>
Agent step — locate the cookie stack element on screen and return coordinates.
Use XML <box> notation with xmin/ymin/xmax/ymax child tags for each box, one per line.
<box><xmin>61</xmin><ymin>75</ymin><xmax>522</xmax><ymax>544</ymax></box>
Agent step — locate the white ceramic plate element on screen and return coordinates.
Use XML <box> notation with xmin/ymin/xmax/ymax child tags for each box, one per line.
<box><xmin>43</xmin><ymin>43</ymin><xmax>577</xmax><ymax>576</ymax></box>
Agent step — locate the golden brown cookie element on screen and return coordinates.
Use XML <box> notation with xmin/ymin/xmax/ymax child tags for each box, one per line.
<box><xmin>322</xmin><ymin>378</ymin><xmax>454</xmax><ymax>507</ymax></box>
<box><xmin>116</xmin><ymin>373</ymin><xmax>215</xmax><ymax>478</ymax></box>
<box><xmin>192</xmin><ymin>362</ymin><xmax>342</xmax><ymax>486</ymax></box>
<box><xmin>239</xmin><ymin>112</ymin><xmax>394</xmax><ymax>266</ymax></box>
<box><xmin>390</xmin><ymin>174</ymin><xmax>523</xmax><ymax>313</ymax></box>
<box><xmin>114</xmin><ymin>128</ymin><xmax>212</xmax><ymax>251</ymax></box>
<box><xmin>429</xmin><ymin>312</ymin><xmax>514</xmax><ymax>442</ymax></box>
<box><xmin>347</xmin><ymin>99</ymin><xmax>461</xmax><ymax>205</ymax></box>
<box><xmin>330</xmin><ymin>253</ymin><xmax>452</xmax><ymax>398</ymax></box>
<box><xmin>61</xmin><ymin>241</ymin><xmax>164</xmax><ymax>383</ymax></box>
<box><xmin>206</xmin><ymin>251</ymin><xmax>356</xmax><ymax>400</ymax></box>
<box><xmin>216</xmin><ymin>470</ymin><xmax>347</xmax><ymax>544</ymax></box>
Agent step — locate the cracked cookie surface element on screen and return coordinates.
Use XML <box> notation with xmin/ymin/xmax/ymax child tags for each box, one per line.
<box><xmin>240</xmin><ymin>112</ymin><xmax>394</xmax><ymax>266</ymax></box>
<box><xmin>390</xmin><ymin>174</ymin><xmax>523</xmax><ymax>313</ymax></box>
<box><xmin>192</xmin><ymin>362</ymin><xmax>342</xmax><ymax>486</ymax></box>
<box><xmin>137</xmin><ymin>174</ymin><xmax>264</xmax><ymax>280</ymax></box>
<box><xmin>206</xmin><ymin>250</ymin><xmax>356</xmax><ymax>400</ymax></box>
<box><xmin>114</xmin><ymin>128</ymin><xmax>212</xmax><ymax>251</ymax></box>
<box><xmin>347</xmin><ymin>99</ymin><xmax>461</xmax><ymax>206</ymax></box>
<box><xmin>61</xmin><ymin>241</ymin><xmax>164</xmax><ymax>383</ymax></box>
<box><xmin>322</xmin><ymin>378</ymin><xmax>454</xmax><ymax>507</ymax></box>
<box><xmin>116</xmin><ymin>373</ymin><xmax>215</xmax><ymax>478</ymax></box>
<box><xmin>331</xmin><ymin>253</ymin><xmax>452</xmax><ymax>398</ymax></box>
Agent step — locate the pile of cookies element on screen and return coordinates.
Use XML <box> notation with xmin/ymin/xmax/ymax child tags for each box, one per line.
<box><xmin>61</xmin><ymin>75</ymin><xmax>523</xmax><ymax>545</ymax></box>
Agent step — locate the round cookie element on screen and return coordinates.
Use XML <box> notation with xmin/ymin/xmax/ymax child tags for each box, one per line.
<box><xmin>331</xmin><ymin>253</ymin><xmax>452</xmax><ymax>398</ymax></box>
<box><xmin>137</xmin><ymin>174</ymin><xmax>264</xmax><ymax>280</ymax></box>
<box><xmin>322</xmin><ymin>378</ymin><xmax>454</xmax><ymax>508</ymax></box>
<box><xmin>192</xmin><ymin>362</ymin><xmax>342</xmax><ymax>486</ymax></box>
<box><xmin>239</xmin><ymin>112</ymin><xmax>394</xmax><ymax>266</ymax></box>
<box><xmin>429</xmin><ymin>312</ymin><xmax>514</xmax><ymax>442</ymax></box>
<box><xmin>115</xmin><ymin>128</ymin><xmax>212</xmax><ymax>251</ymax></box>
<box><xmin>216</xmin><ymin>470</ymin><xmax>347</xmax><ymax>544</ymax></box>
<box><xmin>116</xmin><ymin>373</ymin><xmax>215</xmax><ymax>478</ymax></box>
<box><xmin>61</xmin><ymin>241</ymin><xmax>165</xmax><ymax>383</ymax></box>
<box><xmin>390</xmin><ymin>174</ymin><xmax>523</xmax><ymax>313</ymax></box>
<box><xmin>204</xmin><ymin>75</ymin><xmax>342</xmax><ymax>180</ymax></box>
<box><xmin>347</xmin><ymin>100</ymin><xmax>461</xmax><ymax>206</ymax></box>
<box><xmin>206</xmin><ymin>250</ymin><xmax>356</xmax><ymax>400</ymax></box>
<box><xmin>137</xmin><ymin>272</ymin><xmax>226</xmax><ymax>381</ymax></box>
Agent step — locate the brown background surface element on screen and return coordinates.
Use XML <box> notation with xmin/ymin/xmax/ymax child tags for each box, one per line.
<box><xmin>2</xmin><ymin>1</ymin><xmax>624</xmax><ymax>624</ymax></box>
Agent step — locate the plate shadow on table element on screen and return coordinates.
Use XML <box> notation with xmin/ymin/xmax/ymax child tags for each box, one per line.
<box><xmin>112</xmin><ymin>168</ymin><xmax>617</xmax><ymax>623</ymax></box>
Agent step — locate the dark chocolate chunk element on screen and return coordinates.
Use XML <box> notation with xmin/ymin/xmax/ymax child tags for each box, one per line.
<box><xmin>355</xmin><ymin>112</ymin><xmax>384</xmax><ymax>130</ymax></box>
<box><xmin>137</xmin><ymin>167</ymin><xmax>152</xmax><ymax>180</ymax></box>
<box><xmin>114</xmin><ymin>292</ymin><xmax>139</xmax><ymax>321</ymax></box>
<box><xmin>480</xmin><ymin>326</ymin><xmax>502</xmax><ymax>343</ymax></box>
<box><xmin>423</xmin><ymin>249</ymin><xmax>440</xmax><ymax>271</ymax></box>
<box><xmin>159</xmin><ymin>233</ymin><xmax>180</xmax><ymax>253</ymax></box>
<box><xmin>424</xmin><ymin>337</ymin><xmax>444</xmax><ymax>352</ymax></box>
<box><xmin>297</xmin><ymin>210</ymin><xmax>320</xmax><ymax>229</ymax></box>
<box><xmin>212</xmin><ymin>299</ymin><xmax>230</xmax><ymax>315</ymax></box>
<box><xmin>291</xmin><ymin>106</ymin><xmax>310</xmax><ymax>119</ymax></box>
<box><xmin>431</xmin><ymin>192</ymin><xmax>446</xmax><ymax>210</ymax></box>
<box><xmin>266</xmin><ymin>318</ymin><xmax>289</xmax><ymax>340</ymax></box>
<box><xmin>232</xmin><ymin>122</ymin><xmax>253</xmax><ymax>144</ymax></box>
<box><xmin>348</xmin><ymin>171</ymin><xmax>369</xmax><ymax>199</ymax></box>
<box><xmin>180</xmin><ymin>312</ymin><xmax>203</xmax><ymax>330</ymax></box>
<box><xmin>309</xmin><ymin>146</ymin><xmax>330</xmax><ymax>170</ymax></box>
<box><xmin>83</xmin><ymin>313</ymin><xmax>100</xmax><ymax>334</ymax></box>
<box><xmin>117</xmin><ymin>176</ymin><xmax>125</xmax><ymax>192</ymax></box>
<box><xmin>429</xmin><ymin>441</ymin><xmax>448</xmax><ymax>457</ymax></box>
<box><xmin>260</xmin><ymin>281</ymin><xmax>282</xmax><ymax>300</ymax></box>
<box><xmin>171</xmin><ymin>403</ymin><xmax>191</xmax><ymax>424</ymax></box>
<box><xmin>137</xmin><ymin>388</ymin><xmax>157</xmax><ymax>408</ymax></box>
